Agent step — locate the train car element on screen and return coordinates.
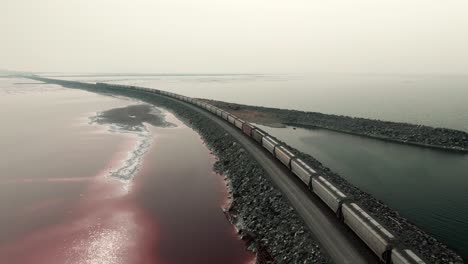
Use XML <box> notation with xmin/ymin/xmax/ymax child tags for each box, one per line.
<box><xmin>312</xmin><ymin>176</ymin><xmax>348</xmax><ymax>215</ymax></box>
<box><xmin>221</xmin><ymin>111</ymin><xmax>229</xmax><ymax>121</ymax></box>
<box><xmin>391</xmin><ymin>249</ymin><xmax>426</xmax><ymax>264</ymax></box>
<box><xmin>291</xmin><ymin>158</ymin><xmax>317</xmax><ymax>186</ymax></box>
<box><xmin>227</xmin><ymin>115</ymin><xmax>236</xmax><ymax>125</ymax></box>
<box><xmin>342</xmin><ymin>203</ymin><xmax>394</xmax><ymax>263</ymax></box>
<box><xmin>210</xmin><ymin>106</ymin><xmax>218</xmax><ymax>114</ymax></box>
<box><xmin>234</xmin><ymin>118</ymin><xmax>244</xmax><ymax>130</ymax></box>
<box><xmin>262</xmin><ymin>136</ymin><xmax>279</xmax><ymax>154</ymax></box>
<box><xmin>216</xmin><ymin>108</ymin><xmax>223</xmax><ymax>117</ymax></box>
<box><xmin>242</xmin><ymin>123</ymin><xmax>254</xmax><ymax>137</ymax></box>
<box><xmin>274</xmin><ymin>145</ymin><xmax>295</xmax><ymax>168</ymax></box>
<box><xmin>251</xmin><ymin>128</ymin><xmax>266</xmax><ymax>144</ymax></box>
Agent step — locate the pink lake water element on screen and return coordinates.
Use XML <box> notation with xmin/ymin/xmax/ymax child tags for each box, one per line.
<box><xmin>0</xmin><ymin>78</ymin><xmax>253</xmax><ymax>264</ymax></box>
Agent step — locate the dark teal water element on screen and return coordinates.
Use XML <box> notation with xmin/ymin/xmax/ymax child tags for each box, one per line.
<box><xmin>258</xmin><ymin>125</ymin><xmax>468</xmax><ymax>258</ymax></box>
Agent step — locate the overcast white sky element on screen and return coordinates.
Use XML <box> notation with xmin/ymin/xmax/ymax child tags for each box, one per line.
<box><xmin>1</xmin><ymin>0</ymin><xmax>468</xmax><ymax>74</ymax></box>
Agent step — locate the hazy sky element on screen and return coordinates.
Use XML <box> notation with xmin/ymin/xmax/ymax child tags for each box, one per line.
<box><xmin>1</xmin><ymin>0</ymin><xmax>468</xmax><ymax>74</ymax></box>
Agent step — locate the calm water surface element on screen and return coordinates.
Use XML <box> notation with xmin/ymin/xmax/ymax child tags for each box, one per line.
<box><xmin>0</xmin><ymin>78</ymin><xmax>253</xmax><ymax>264</ymax></box>
<box><xmin>258</xmin><ymin>124</ymin><xmax>468</xmax><ymax>258</ymax></box>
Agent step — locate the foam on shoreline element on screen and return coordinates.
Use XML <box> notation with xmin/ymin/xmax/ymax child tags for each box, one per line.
<box><xmin>88</xmin><ymin>104</ymin><xmax>173</xmax><ymax>192</ymax></box>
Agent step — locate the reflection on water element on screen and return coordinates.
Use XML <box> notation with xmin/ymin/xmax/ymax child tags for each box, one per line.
<box><xmin>258</xmin><ymin>124</ymin><xmax>468</xmax><ymax>258</ymax></box>
<box><xmin>0</xmin><ymin>78</ymin><xmax>253</xmax><ymax>264</ymax></box>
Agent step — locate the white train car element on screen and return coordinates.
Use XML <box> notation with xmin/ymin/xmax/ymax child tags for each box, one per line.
<box><xmin>312</xmin><ymin>176</ymin><xmax>348</xmax><ymax>215</ymax></box>
<box><xmin>262</xmin><ymin>136</ymin><xmax>279</xmax><ymax>154</ymax></box>
<box><xmin>252</xmin><ymin>128</ymin><xmax>265</xmax><ymax>144</ymax></box>
<box><xmin>291</xmin><ymin>158</ymin><xmax>317</xmax><ymax>186</ymax></box>
<box><xmin>227</xmin><ymin>115</ymin><xmax>236</xmax><ymax>125</ymax></box>
<box><xmin>274</xmin><ymin>146</ymin><xmax>295</xmax><ymax>168</ymax></box>
<box><xmin>200</xmin><ymin>103</ymin><xmax>208</xmax><ymax>110</ymax></box>
<box><xmin>234</xmin><ymin>118</ymin><xmax>244</xmax><ymax>130</ymax></box>
<box><xmin>342</xmin><ymin>203</ymin><xmax>394</xmax><ymax>263</ymax></box>
<box><xmin>216</xmin><ymin>108</ymin><xmax>223</xmax><ymax>117</ymax></box>
<box><xmin>221</xmin><ymin>111</ymin><xmax>229</xmax><ymax>121</ymax></box>
<box><xmin>210</xmin><ymin>106</ymin><xmax>218</xmax><ymax>114</ymax></box>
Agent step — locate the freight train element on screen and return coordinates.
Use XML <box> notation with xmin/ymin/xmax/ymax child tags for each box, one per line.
<box><xmin>96</xmin><ymin>83</ymin><xmax>426</xmax><ymax>264</ymax></box>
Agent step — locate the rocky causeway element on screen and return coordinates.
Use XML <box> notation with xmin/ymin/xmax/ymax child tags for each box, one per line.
<box><xmin>203</xmin><ymin>99</ymin><xmax>468</xmax><ymax>153</ymax></box>
<box><xmin>27</xmin><ymin>77</ymin><xmax>465</xmax><ymax>263</ymax></box>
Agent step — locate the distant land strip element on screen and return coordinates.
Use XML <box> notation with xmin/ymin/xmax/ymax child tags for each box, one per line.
<box><xmin>203</xmin><ymin>99</ymin><xmax>468</xmax><ymax>154</ymax></box>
